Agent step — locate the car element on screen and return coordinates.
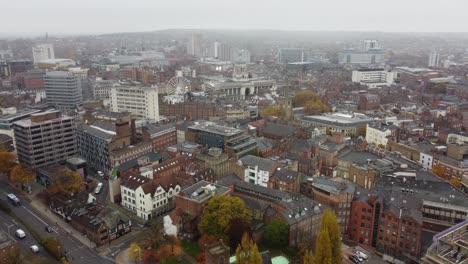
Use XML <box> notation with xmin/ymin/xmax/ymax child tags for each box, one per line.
<box><xmin>15</xmin><ymin>229</ymin><xmax>26</xmax><ymax>239</ymax></box>
<box><xmin>356</xmin><ymin>250</ymin><xmax>368</xmax><ymax>260</ymax></box>
<box><xmin>45</xmin><ymin>225</ymin><xmax>53</xmax><ymax>233</ymax></box>
<box><xmin>348</xmin><ymin>255</ymin><xmax>360</xmax><ymax>263</ymax></box>
<box><xmin>95</xmin><ymin>182</ymin><xmax>103</xmax><ymax>194</ymax></box>
<box><xmin>354</xmin><ymin>254</ymin><xmax>364</xmax><ymax>262</ymax></box>
<box><xmin>7</xmin><ymin>193</ymin><xmax>21</xmax><ymax>206</ymax></box>
<box><xmin>97</xmin><ymin>171</ymin><xmax>104</xmax><ymax>177</ymax></box>
<box><xmin>30</xmin><ymin>245</ymin><xmax>39</xmax><ymax>253</ymax></box>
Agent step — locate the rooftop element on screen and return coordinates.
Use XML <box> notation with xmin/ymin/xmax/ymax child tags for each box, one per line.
<box><xmin>301</xmin><ymin>112</ymin><xmax>373</xmax><ymax>127</ymax></box>
<box><xmin>179</xmin><ymin>180</ymin><xmax>230</xmax><ymax>203</ymax></box>
<box><xmin>239</xmin><ymin>155</ymin><xmax>277</xmax><ymax>172</ymax></box>
<box><xmin>188</xmin><ymin>121</ymin><xmax>244</xmax><ymax>136</ymax></box>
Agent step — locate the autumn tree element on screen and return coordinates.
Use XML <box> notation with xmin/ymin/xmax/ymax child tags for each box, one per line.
<box><xmin>319</xmin><ymin>209</ymin><xmax>341</xmax><ymax>264</ymax></box>
<box><xmin>315</xmin><ymin>228</ymin><xmax>332</xmax><ymax>264</ymax></box>
<box><xmin>303</xmin><ymin>99</ymin><xmax>331</xmax><ymax>115</ymax></box>
<box><xmin>42</xmin><ymin>238</ymin><xmax>64</xmax><ymax>260</ymax></box>
<box><xmin>431</xmin><ymin>164</ymin><xmax>446</xmax><ymax>179</ymax></box>
<box><xmin>10</xmin><ymin>164</ymin><xmax>35</xmax><ymax>185</ymax></box>
<box><xmin>263</xmin><ymin>219</ymin><xmax>289</xmax><ymax>248</ymax></box>
<box><xmin>198</xmin><ymin>196</ymin><xmax>251</xmax><ymax>240</ymax></box>
<box><xmin>261</xmin><ymin>106</ymin><xmax>285</xmax><ymax>118</ymax></box>
<box><xmin>431</xmin><ymin>83</ymin><xmax>447</xmax><ymax>94</ymax></box>
<box><xmin>57</xmin><ymin>168</ymin><xmax>83</xmax><ymax>195</ymax></box>
<box><xmin>303</xmin><ymin>250</ymin><xmax>315</xmax><ymax>264</ymax></box>
<box><xmin>0</xmin><ymin>152</ymin><xmax>17</xmax><ymax>175</ymax></box>
<box><xmin>228</xmin><ymin>218</ymin><xmax>252</xmax><ymax>250</ymax></box>
<box><xmin>129</xmin><ymin>243</ymin><xmax>142</xmax><ymax>264</ymax></box>
<box><xmin>235</xmin><ymin>233</ymin><xmax>262</xmax><ymax>264</ymax></box>
<box><xmin>450</xmin><ymin>178</ymin><xmax>461</xmax><ymax>188</ymax></box>
<box><xmin>143</xmin><ymin>217</ymin><xmax>165</xmax><ymax>249</ymax></box>
<box><xmin>5</xmin><ymin>247</ymin><xmax>23</xmax><ymax>264</ymax></box>
<box><xmin>293</xmin><ymin>90</ymin><xmax>319</xmax><ymax>107</ymax></box>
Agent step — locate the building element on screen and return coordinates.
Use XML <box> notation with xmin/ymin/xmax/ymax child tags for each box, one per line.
<box><xmin>0</xmin><ymin>50</ymin><xmax>13</xmax><ymax>60</ymax></box>
<box><xmin>44</xmin><ymin>71</ymin><xmax>82</xmax><ymax>111</ymax></box>
<box><xmin>13</xmin><ymin>111</ymin><xmax>76</xmax><ymax>169</ymax></box>
<box><xmin>32</xmin><ymin>43</ymin><xmax>55</xmax><ymax>63</ymax></box>
<box><xmin>186</xmin><ymin>121</ymin><xmax>244</xmax><ymax>149</ymax></box>
<box><xmin>224</xmin><ymin>134</ymin><xmax>257</xmax><ymax>159</ymax></box>
<box><xmin>195</xmin><ymin>148</ymin><xmax>230</xmax><ymax>179</ymax></box>
<box><xmin>37</xmin><ymin>58</ymin><xmax>76</xmax><ymax>69</ymax></box>
<box><xmin>269</xmin><ymin>167</ymin><xmax>301</xmax><ymax>192</ymax></box>
<box><xmin>237</xmin><ymin>155</ymin><xmax>278</xmax><ymax>188</ymax></box>
<box><xmin>421</xmin><ymin>220</ymin><xmax>468</xmax><ymax>264</ymax></box>
<box><xmin>233</xmin><ymin>48</ymin><xmax>251</xmax><ymax>64</ymax></box>
<box><xmin>428</xmin><ymin>50</ymin><xmax>440</xmax><ymax>68</ymax></box>
<box><xmin>142</xmin><ymin>123</ymin><xmax>177</xmax><ymax>152</ymax></box>
<box><xmin>159</xmin><ymin>100</ymin><xmax>224</xmax><ymax>120</ymax></box>
<box><xmin>109</xmin><ymin>85</ymin><xmax>159</xmax><ymax>121</ymax></box>
<box><xmin>90</xmin><ymin>79</ymin><xmax>118</xmax><ymax>99</ymax></box>
<box><xmin>190</xmin><ymin>33</ymin><xmax>203</xmax><ymax>57</ymax></box>
<box><xmin>278</xmin><ymin>48</ymin><xmax>304</xmax><ymax>64</ymax></box>
<box><xmin>301</xmin><ymin>112</ymin><xmax>373</xmax><ymax>137</ymax></box>
<box><xmin>301</xmin><ymin>177</ymin><xmax>355</xmax><ymax>234</ymax></box>
<box><xmin>0</xmin><ymin>109</ymin><xmax>42</xmax><ymax>143</ymax></box>
<box><xmin>214</xmin><ymin>41</ymin><xmax>233</xmax><ymax>61</ymax></box>
<box><xmin>352</xmin><ymin>69</ymin><xmax>396</xmax><ymax>88</ymax></box>
<box><xmin>365</xmin><ymin>122</ymin><xmax>397</xmax><ymax>148</ymax></box>
<box><xmin>120</xmin><ymin>171</ymin><xmax>181</xmax><ymax>220</ymax></box>
<box><xmin>0</xmin><ymin>59</ymin><xmax>33</xmax><ymax>78</ymax></box>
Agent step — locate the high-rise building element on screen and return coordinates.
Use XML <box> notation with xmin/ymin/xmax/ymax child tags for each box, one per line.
<box><xmin>213</xmin><ymin>41</ymin><xmax>232</xmax><ymax>61</ymax></box>
<box><xmin>13</xmin><ymin>111</ymin><xmax>76</xmax><ymax>169</ymax></box>
<box><xmin>233</xmin><ymin>48</ymin><xmax>251</xmax><ymax>64</ymax></box>
<box><xmin>338</xmin><ymin>40</ymin><xmax>384</xmax><ymax>65</ymax></box>
<box><xmin>428</xmin><ymin>50</ymin><xmax>440</xmax><ymax>68</ymax></box>
<box><xmin>32</xmin><ymin>44</ymin><xmax>55</xmax><ymax>63</ymax></box>
<box><xmin>109</xmin><ymin>85</ymin><xmax>159</xmax><ymax>121</ymax></box>
<box><xmin>189</xmin><ymin>33</ymin><xmax>203</xmax><ymax>57</ymax></box>
<box><xmin>278</xmin><ymin>48</ymin><xmax>304</xmax><ymax>64</ymax></box>
<box><xmin>44</xmin><ymin>71</ymin><xmax>82</xmax><ymax>111</ymax></box>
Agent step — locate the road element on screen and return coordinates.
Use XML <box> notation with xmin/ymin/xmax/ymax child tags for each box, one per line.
<box><xmin>0</xmin><ymin>184</ymin><xmax>115</xmax><ymax>264</ymax></box>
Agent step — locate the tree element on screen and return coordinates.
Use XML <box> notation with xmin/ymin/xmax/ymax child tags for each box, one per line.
<box><xmin>5</xmin><ymin>247</ymin><xmax>24</xmax><ymax>264</ymax></box>
<box><xmin>263</xmin><ymin>219</ymin><xmax>289</xmax><ymax>248</ymax></box>
<box><xmin>144</xmin><ymin>217</ymin><xmax>165</xmax><ymax>249</ymax></box>
<box><xmin>129</xmin><ymin>243</ymin><xmax>142</xmax><ymax>264</ymax></box>
<box><xmin>431</xmin><ymin>164</ymin><xmax>446</xmax><ymax>179</ymax></box>
<box><xmin>0</xmin><ymin>152</ymin><xmax>16</xmax><ymax>175</ymax></box>
<box><xmin>261</xmin><ymin>106</ymin><xmax>285</xmax><ymax>118</ymax></box>
<box><xmin>450</xmin><ymin>178</ymin><xmax>461</xmax><ymax>188</ymax></box>
<box><xmin>57</xmin><ymin>168</ymin><xmax>83</xmax><ymax>195</ymax></box>
<box><xmin>228</xmin><ymin>218</ymin><xmax>252</xmax><ymax>250</ymax></box>
<box><xmin>431</xmin><ymin>83</ymin><xmax>447</xmax><ymax>94</ymax></box>
<box><xmin>303</xmin><ymin>99</ymin><xmax>331</xmax><ymax>115</ymax></box>
<box><xmin>293</xmin><ymin>90</ymin><xmax>319</xmax><ymax>107</ymax></box>
<box><xmin>319</xmin><ymin>209</ymin><xmax>341</xmax><ymax>264</ymax></box>
<box><xmin>43</xmin><ymin>238</ymin><xmax>64</xmax><ymax>260</ymax></box>
<box><xmin>303</xmin><ymin>250</ymin><xmax>315</xmax><ymax>264</ymax></box>
<box><xmin>10</xmin><ymin>164</ymin><xmax>35</xmax><ymax>185</ymax></box>
<box><xmin>198</xmin><ymin>196</ymin><xmax>251</xmax><ymax>240</ymax></box>
<box><xmin>315</xmin><ymin>229</ymin><xmax>332</xmax><ymax>264</ymax></box>
<box><xmin>235</xmin><ymin>233</ymin><xmax>262</xmax><ymax>264</ymax></box>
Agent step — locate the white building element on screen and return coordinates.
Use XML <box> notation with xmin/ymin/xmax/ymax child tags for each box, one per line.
<box><xmin>68</xmin><ymin>67</ymin><xmax>88</xmax><ymax>79</ymax></box>
<box><xmin>233</xmin><ymin>49</ymin><xmax>251</xmax><ymax>64</ymax></box>
<box><xmin>0</xmin><ymin>50</ymin><xmax>13</xmax><ymax>60</ymax></box>
<box><xmin>110</xmin><ymin>85</ymin><xmax>159</xmax><ymax>121</ymax></box>
<box><xmin>32</xmin><ymin>44</ymin><xmax>55</xmax><ymax>63</ymax></box>
<box><xmin>429</xmin><ymin>50</ymin><xmax>440</xmax><ymax>68</ymax></box>
<box><xmin>238</xmin><ymin>155</ymin><xmax>277</xmax><ymax>188</ymax></box>
<box><xmin>91</xmin><ymin>78</ymin><xmax>118</xmax><ymax>99</ymax></box>
<box><xmin>420</xmin><ymin>152</ymin><xmax>434</xmax><ymax>170</ymax></box>
<box><xmin>365</xmin><ymin>123</ymin><xmax>393</xmax><ymax>147</ymax></box>
<box><xmin>120</xmin><ymin>172</ymin><xmax>181</xmax><ymax>220</ymax></box>
<box><xmin>351</xmin><ymin>68</ymin><xmax>396</xmax><ymax>88</ymax></box>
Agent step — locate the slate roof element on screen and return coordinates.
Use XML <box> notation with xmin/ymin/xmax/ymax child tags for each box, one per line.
<box><xmin>239</xmin><ymin>155</ymin><xmax>277</xmax><ymax>172</ymax></box>
<box><xmin>77</xmin><ymin>123</ymin><xmax>114</xmax><ymax>141</ymax></box>
<box><xmin>271</xmin><ymin>168</ymin><xmax>299</xmax><ymax>182</ymax></box>
<box><xmin>262</xmin><ymin>123</ymin><xmax>297</xmax><ymax>138</ymax></box>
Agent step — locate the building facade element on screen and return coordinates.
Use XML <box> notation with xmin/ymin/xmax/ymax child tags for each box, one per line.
<box><xmin>110</xmin><ymin>85</ymin><xmax>159</xmax><ymax>121</ymax></box>
<box><xmin>32</xmin><ymin>43</ymin><xmax>55</xmax><ymax>63</ymax></box>
<box><xmin>44</xmin><ymin>71</ymin><xmax>82</xmax><ymax>111</ymax></box>
<box><xmin>13</xmin><ymin>111</ymin><xmax>76</xmax><ymax>169</ymax></box>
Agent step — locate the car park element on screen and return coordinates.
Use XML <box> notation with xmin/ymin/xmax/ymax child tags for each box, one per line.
<box><xmin>15</xmin><ymin>229</ymin><xmax>26</xmax><ymax>239</ymax></box>
<box><xmin>356</xmin><ymin>251</ymin><xmax>368</xmax><ymax>260</ymax></box>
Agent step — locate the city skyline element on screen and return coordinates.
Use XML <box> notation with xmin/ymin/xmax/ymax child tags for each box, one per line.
<box><xmin>2</xmin><ymin>0</ymin><xmax>468</xmax><ymax>35</ymax></box>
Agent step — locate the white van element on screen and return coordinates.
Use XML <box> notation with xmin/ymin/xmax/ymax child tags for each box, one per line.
<box><xmin>15</xmin><ymin>229</ymin><xmax>26</xmax><ymax>239</ymax></box>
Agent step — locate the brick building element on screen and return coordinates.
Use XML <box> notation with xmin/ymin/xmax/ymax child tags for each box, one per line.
<box><xmin>142</xmin><ymin>123</ymin><xmax>177</xmax><ymax>152</ymax></box>
<box><xmin>159</xmin><ymin>100</ymin><xmax>225</xmax><ymax>120</ymax></box>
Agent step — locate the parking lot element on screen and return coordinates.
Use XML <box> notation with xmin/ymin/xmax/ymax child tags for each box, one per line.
<box><xmin>343</xmin><ymin>246</ymin><xmax>387</xmax><ymax>264</ymax></box>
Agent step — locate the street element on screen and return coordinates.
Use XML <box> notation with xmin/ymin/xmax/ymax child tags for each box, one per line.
<box><xmin>0</xmin><ymin>183</ymin><xmax>115</xmax><ymax>264</ymax></box>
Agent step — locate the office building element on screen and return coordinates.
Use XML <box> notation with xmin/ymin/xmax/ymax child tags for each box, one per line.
<box><xmin>278</xmin><ymin>48</ymin><xmax>304</xmax><ymax>64</ymax></box>
<box><xmin>190</xmin><ymin>33</ymin><xmax>203</xmax><ymax>57</ymax></box>
<box><xmin>44</xmin><ymin>71</ymin><xmax>82</xmax><ymax>111</ymax></box>
<box><xmin>429</xmin><ymin>50</ymin><xmax>440</xmax><ymax>68</ymax></box>
<box><xmin>351</xmin><ymin>68</ymin><xmax>396</xmax><ymax>88</ymax></box>
<box><xmin>32</xmin><ymin>43</ymin><xmax>55</xmax><ymax>63</ymax></box>
<box><xmin>214</xmin><ymin>41</ymin><xmax>232</xmax><ymax>61</ymax></box>
<box><xmin>109</xmin><ymin>85</ymin><xmax>159</xmax><ymax>121</ymax></box>
<box><xmin>338</xmin><ymin>40</ymin><xmax>384</xmax><ymax>65</ymax></box>
<box><xmin>13</xmin><ymin>111</ymin><xmax>76</xmax><ymax>169</ymax></box>
<box><xmin>0</xmin><ymin>59</ymin><xmax>33</xmax><ymax>78</ymax></box>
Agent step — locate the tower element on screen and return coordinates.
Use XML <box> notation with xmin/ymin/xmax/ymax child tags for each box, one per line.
<box><xmin>428</xmin><ymin>50</ymin><xmax>440</xmax><ymax>68</ymax></box>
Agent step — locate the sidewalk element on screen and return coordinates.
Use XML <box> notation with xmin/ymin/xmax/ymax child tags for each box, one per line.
<box><xmin>29</xmin><ymin>199</ymin><xmax>97</xmax><ymax>248</ymax></box>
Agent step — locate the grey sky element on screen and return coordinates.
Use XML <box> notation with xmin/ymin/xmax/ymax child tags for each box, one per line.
<box><xmin>2</xmin><ymin>0</ymin><xmax>468</xmax><ymax>35</ymax></box>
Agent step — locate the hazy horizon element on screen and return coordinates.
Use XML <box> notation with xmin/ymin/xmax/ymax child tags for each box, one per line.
<box><xmin>2</xmin><ymin>0</ymin><xmax>468</xmax><ymax>36</ymax></box>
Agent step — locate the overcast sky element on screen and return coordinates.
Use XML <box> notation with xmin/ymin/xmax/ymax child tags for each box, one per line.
<box><xmin>2</xmin><ymin>0</ymin><xmax>468</xmax><ymax>35</ymax></box>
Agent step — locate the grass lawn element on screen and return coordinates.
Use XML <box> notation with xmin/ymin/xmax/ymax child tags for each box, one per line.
<box><xmin>181</xmin><ymin>240</ymin><xmax>201</xmax><ymax>258</ymax></box>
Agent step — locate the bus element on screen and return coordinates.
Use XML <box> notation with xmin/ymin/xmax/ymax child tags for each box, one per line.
<box><xmin>7</xmin><ymin>193</ymin><xmax>20</xmax><ymax>206</ymax></box>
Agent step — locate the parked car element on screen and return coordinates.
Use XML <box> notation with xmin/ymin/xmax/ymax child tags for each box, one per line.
<box><xmin>45</xmin><ymin>225</ymin><xmax>53</xmax><ymax>233</ymax></box>
<box><xmin>95</xmin><ymin>182</ymin><xmax>103</xmax><ymax>194</ymax></box>
<box><xmin>354</xmin><ymin>254</ymin><xmax>364</xmax><ymax>262</ymax></box>
<box><xmin>15</xmin><ymin>229</ymin><xmax>26</xmax><ymax>239</ymax></box>
<box><xmin>356</xmin><ymin>251</ymin><xmax>368</xmax><ymax>260</ymax></box>
<box><xmin>349</xmin><ymin>255</ymin><xmax>360</xmax><ymax>263</ymax></box>
<box><xmin>30</xmin><ymin>245</ymin><xmax>39</xmax><ymax>253</ymax></box>
<box><xmin>97</xmin><ymin>171</ymin><xmax>104</xmax><ymax>177</ymax></box>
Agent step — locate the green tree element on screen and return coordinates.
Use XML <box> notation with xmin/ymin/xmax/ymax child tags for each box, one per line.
<box><xmin>319</xmin><ymin>209</ymin><xmax>342</xmax><ymax>264</ymax></box>
<box><xmin>198</xmin><ymin>196</ymin><xmax>251</xmax><ymax>240</ymax></box>
<box><xmin>261</xmin><ymin>106</ymin><xmax>285</xmax><ymax>118</ymax></box>
<box><xmin>128</xmin><ymin>242</ymin><xmax>142</xmax><ymax>264</ymax></box>
<box><xmin>264</xmin><ymin>219</ymin><xmax>289</xmax><ymax>248</ymax></box>
<box><xmin>303</xmin><ymin>250</ymin><xmax>315</xmax><ymax>264</ymax></box>
<box><xmin>235</xmin><ymin>233</ymin><xmax>262</xmax><ymax>264</ymax></box>
<box><xmin>0</xmin><ymin>152</ymin><xmax>17</xmax><ymax>175</ymax></box>
<box><xmin>57</xmin><ymin>168</ymin><xmax>83</xmax><ymax>195</ymax></box>
<box><xmin>315</xmin><ymin>228</ymin><xmax>332</xmax><ymax>264</ymax></box>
